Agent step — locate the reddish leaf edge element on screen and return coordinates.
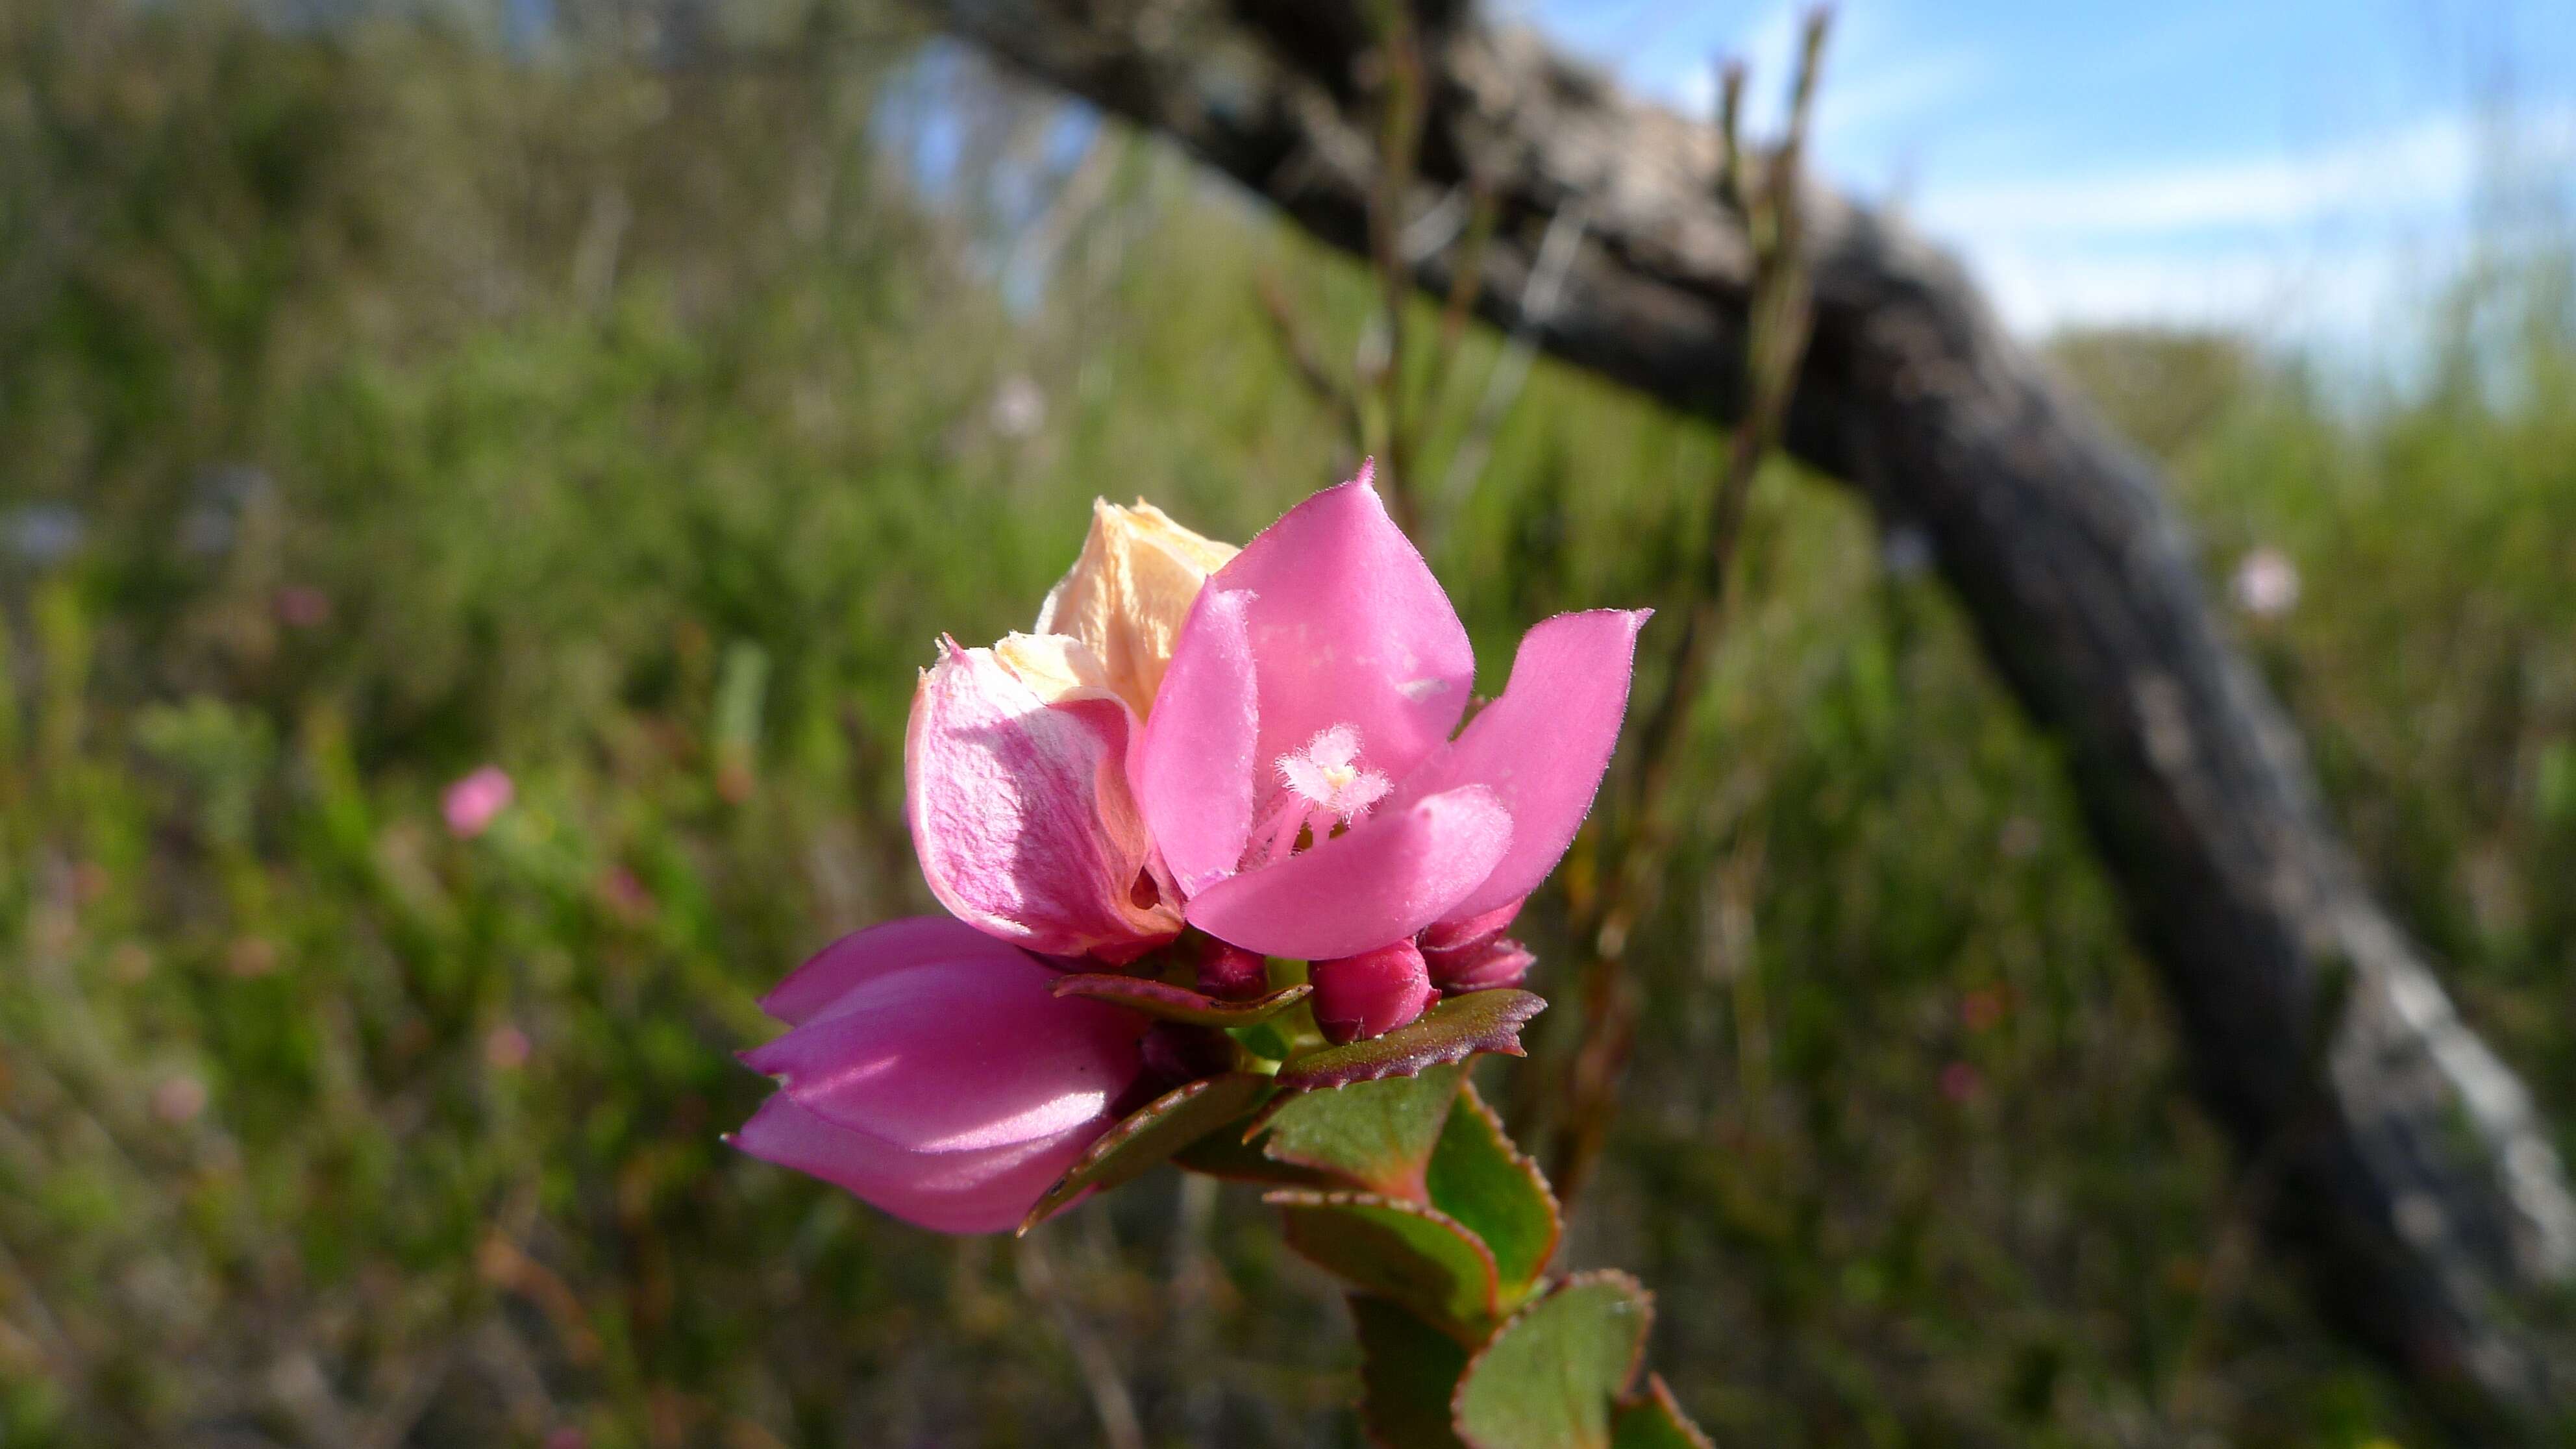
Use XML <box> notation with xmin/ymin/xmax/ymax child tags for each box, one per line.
<box><xmin>1267</xmin><ymin>1188</ymin><xmax>1506</xmax><ymax>1341</ymax></box>
<box><xmin>1017</xmin><ymin>1072</ymin><xmax>1270</xmax><ymax>1233</ymax></box>
<box><xmin>1444</xmin><ymin>1080</ymin><xmax>1565</xmax><ymax>1289</ymax></box>
<box><xmin>1615</xmin><ymin>1373</ymin><xmax>1715</xmax><ymax>1449</ymax></box>
<box><xmin>1448</xmin><ymin>1269</ymin><xmax>1657</xmax><ymax>1449</ymax></box>
<box><xmin>1271</xmin><ymin>989</ymin><xmax>1545</xmax><ymax>1094</ymax></box>
<box><xmin>1050</xmin><ymin>971</ymin><xmax>1313</xmax><ymax>1027</ymax></box>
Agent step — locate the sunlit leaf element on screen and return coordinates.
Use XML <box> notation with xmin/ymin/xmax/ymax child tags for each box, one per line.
<box><xmin>1254</xmin><ymin>1061</ymin><xmax>1464</xmax><ymax>1199</ymax></box>
<box><xmin>1426</xmin><ymin>1082</ymin><xmax>1559</xmax><ymax>1296</ymax></box>
<box><xmin>1451</xmin><ymin>1271</ymin><xmax>1652</xmax><ymax>1449</ymax></box>
<box><xmin>1269</xmin><ymin>1189</ymin><xmax>1500</xmax><ymax>1338</ymax></box>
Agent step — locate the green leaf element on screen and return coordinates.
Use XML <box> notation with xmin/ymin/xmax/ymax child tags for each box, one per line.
<box><xmin>1017</xmin><ymin>1073</ymin><xmax>1269</xmax><ymax>1232</ymax></box>
<box><xmin>1451</xmin><ymin>1271</ymin><xmax>1653</xmax><ymax>1449</ymax></box>
<box><xmin>1611</xmin><ymin>1376</ymin><xmax>1713</xmax><ymax>1449</ymax></box>
<box><xmin>1427</xmin><ymin>1082</ymin><xmax>1560</xmax><ymax>1297</ymax></box>
<box><xmin>1350</xmin><ymin>1294</ymin><xmax>1473</xmax><ymax>1449</ymax></box>
<box><xmin>1255</xmin><ymin>1061</ymin><xmax>1465</xmax><ymax>1199</ymax></box>
<box><xmin>1050</xmin><ymin>971</ymin><xmax>1314</xmax><ymax>1028</ymax></box>
<box><xmin>1270</xmin><ymin>1190</ymin><xmax>1501</xmax><ymax>1339</ymax></box>
<box><xmin>1274</xmin><ymin>990</ymin><xmax>1544</xmax><ymax>1093</ymax></box>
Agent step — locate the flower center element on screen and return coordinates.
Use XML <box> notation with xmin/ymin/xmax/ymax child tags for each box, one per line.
<box><xmin>1247</xmin><ymin>724</ymin><xmax>1393</xmax><ymax>869</ymax></box>
<box><xmin>1277</xmin><ymin>724</ymin><xmax>1392</xmax><ymax>823</ymax></box>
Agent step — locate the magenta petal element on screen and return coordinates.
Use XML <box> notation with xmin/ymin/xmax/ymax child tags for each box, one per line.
<box><xmin>1396</xmin><ymin>609</ymin><xmax>1649</xmax><ymax>925</ymax></box>
<box><xmin>731</xmin><ymin>1094</ymin><xmax>1095</xmax><ymax>1235</ymax></box>
<box><xmin>758</xmin><ymin>916</ymin><xmax>997</xmax><ymax>1026</ymax></box>
<box><xmin>1429</xmin><ymin>937</ymin><xmax>1536</xmax><ymax>993</ymax></box>
<box><xmin>1184</xmin><ymin>784</ymin><xmax>1512</xmax><ymax>960</ymax></box>
<box><xmin>1212</xmin><ymin>474</ymin><xmax>1474</xmax><ymax>784</ymax></box>
<box><xmin>742</xmin><ymin>948</ymin><xmax>1145</xmax><ymax>1154</ymax></box>
<box><xmin>1135</xmin><ymin>587</ymin><xmax>1259</xmax><ymax>894</ymax></box>
<box><xmin>906</xmin><ymin>642</ymin><xmax>1180</xmax><ymax>958</ymax></box>
<box><xmin>1311</xmin><ymin>941</ymin><xmax>1435</xmax><ymax>1043</ymax></box>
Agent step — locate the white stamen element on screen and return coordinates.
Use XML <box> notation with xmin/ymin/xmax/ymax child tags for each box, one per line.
<box><xmin>1277</xmin><ymin>723</ymin><xmax>1393</xmax><ymax>824</ymax></box>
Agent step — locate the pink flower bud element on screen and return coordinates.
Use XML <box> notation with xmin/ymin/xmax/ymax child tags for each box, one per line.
<box><xmin>1194</xmin><ymin>940</ymin><xmax>1270</xmax><ymax>1000</ymax></box>
<box><xmin>1428</xmin><ymin>937</ymin><xmax>1535</xmax><ymax>994</ymax></box>
<box><xmin>1420</xmin><ymin>898</ymin><xmax>1522</xmax><ymax>958</ymax></box>
<box><xmin>1311</xmin><ymin>940</ymin><xmax>1434</xmax><ymax>1044</ymax></box>
<box><xmin>734</xmin><ymin>917</ymin><xmax>1147</xmax><ymax>1234</ymax></box>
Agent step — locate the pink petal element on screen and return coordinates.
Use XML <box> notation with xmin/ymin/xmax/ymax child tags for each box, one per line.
<box><xmin>759</xmin><ymin>915</ymin><xmax>998</xmax><ymax>1027</ymax></box>
<box><xmin>1418</xmin><ymin>899</ymin><xmax>1522</xmax><ymax>957</ymax></box>
<box><xmin>1395</xmin><ymin>609</ymin><xmax>1648</xmax><ymax>926</ymax></box>
<box><xmin>1184</xmin><ymin>784</ymin><xmax>1512</xmax><ymax>960</ymax></box>
<box><xmin>731</xmin><ymin>1094</ymin><xmax>1095</xmax><ymax>1235</ymax></box>
<box><xmin>1209</xmin><ymin>473</ymin><xmax>1474</xmax><ymax>787</ymax></box>
<box><xmin>907</xmin><ymin>641</ymin><xmax>1181</xmax><ymax>958</ymax></box>
<box><xmin>1134</xmin><ymin>588</ymin><xmax>1260</xmax><ymax>894</ymax></box>
<box><xmin>1311</xmin><ymin>941</ymin><xmax>1435</xmax><ymax>1043</ymax></box>
<box><xmin>742</xmin><ymin>948</ymin><xmax>1145</xmax><ymax>1154</ymax></box>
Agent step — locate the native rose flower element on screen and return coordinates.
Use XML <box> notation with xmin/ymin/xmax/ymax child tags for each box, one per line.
<box><xmin>737</xmin><ymin>473</ymin><xmax>1644</xmax><ymax>1231</ymax></box>
<box><xmin>1137</xmin><ymin>468</ymin><xmax>1645</xmax><ymax>1039</ymax></box>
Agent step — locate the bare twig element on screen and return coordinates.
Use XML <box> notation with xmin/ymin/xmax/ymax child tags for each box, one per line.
<box><xmin>1544</xmin><ymin>8</ymin><xmax>1832</xmax><ymax>1203</ymax></box>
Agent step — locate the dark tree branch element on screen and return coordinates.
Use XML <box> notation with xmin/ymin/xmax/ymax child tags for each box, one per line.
<box><xmin>921</xmin><ymin>0</ymin><xmax>2576</xmax><ymax>1431</ymax></box>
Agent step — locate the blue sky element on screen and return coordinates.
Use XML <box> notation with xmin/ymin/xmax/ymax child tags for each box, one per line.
<box><xmin>1525</xmin><ymin>0</ymin><xmax>2576</xmax><ymax>345</ymax></box>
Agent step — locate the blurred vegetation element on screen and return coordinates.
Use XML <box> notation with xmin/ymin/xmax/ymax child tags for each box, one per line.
<box><xmin>2</xmin><ymin>1</ymin><xmax>2572</xmax><ymax>1445</ymax></box>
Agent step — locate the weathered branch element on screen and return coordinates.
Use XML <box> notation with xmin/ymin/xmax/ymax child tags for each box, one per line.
<box><xmin>922</xmin><ymin>0</ymin><xmax>2576</xmax><ymax>1431</ymax></box>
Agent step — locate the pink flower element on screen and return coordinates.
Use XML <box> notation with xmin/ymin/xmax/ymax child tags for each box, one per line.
<box><xmin>2231</xmin><ymin>546</ymin><xmax>2300</xmax><ymax>617</ymax></box>
<box><xmin>443</xmin><ymin>765</ymin><xmax>514</xmax><ymax>838</ymax></box>
<box><xmin>732</xmin><ymin>917</ymin><xmax>1148</xmax><ymax>1233</ymax></box>
<box><xmin>1137</xmin><ymin>470</ymin><xmax>1647</xmax><ymax>975</ymax></box>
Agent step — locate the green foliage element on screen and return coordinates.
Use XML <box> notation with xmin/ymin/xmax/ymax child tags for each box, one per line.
<box><xmin>1611</xmin><ymin>1377</ymin><xmax>1715</xmax><ymax>1449</ymax></box>
<box><xmin>1256</xmin><ymin>1061</ymin><xmax>1467</xmax><ymax>1198</ymax></box>
<box><xmin>1451</xmin><ymin>1272</ymin><xmax>1653</xmax><ymax>1449</ymax></box>
<box><xmin>1</xmin><ymin>0</ymin><xmax>2571</xmax><ymax>1443</ymax></box>
<box><xmin>1426</xmin><ymin>1083</ymin><xmax>1560</xmax><ymax>1295</ymax></box>
<box><xmin>1352</xmin><ymin>1294</ymin><xmax>1474</xmax><ymax>1449</ymax></box>
<box><xmin>1274</xmin><ymin>1190</ymin><xmax>1504</xmax><ymax>1339</ymax></box>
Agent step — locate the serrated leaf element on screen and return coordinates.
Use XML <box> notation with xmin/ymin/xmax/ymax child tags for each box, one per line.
<box><xmin>1270</xmin><ymin>1190</ymin><xmax>1501</xmax><ymax>1339</ymax></box>
<box><xmin>1050</xmin><ymin>972</ymin><xmax>1313</xmax><ymax>1027</ymax></box>
<box><xmin>1451</xmin><ymin>1271</ymin><xmax>1652</xmax><ymax>1449</ymax></box>
<box><xmin>1351</xmin><ymin>1294</ymin><xmax>1473</xmax><ymax>1449</ymax></box>
<box><xmin>1611</xmin><ymin>1375</ymin><xmax>1713</xmax><ymax>1449</ymax></box>
<box><xmin>1255</xmin><ymin>1061</ymin><xmax>1464</xmax><ymax>1200</ymax></box>
<box><xmin>1018</xmin><ymin>1073</ymin><xmax>1269</xmax><ymax>1232</ymax></box>
<box><xmin>1274</xmin><ymin>990</ymin><xmax>1544</xmax><ymax>1093</ymax></box>
<box><xmin>1427</xmin><ymin>1082</ymin><xmax>1560</xmax><ymax>1296</ymax></box>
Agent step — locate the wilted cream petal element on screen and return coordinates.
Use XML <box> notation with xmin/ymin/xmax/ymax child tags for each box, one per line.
<box><xmin>1034</xmin><ymin>499</ymin><xmax>1239</xmax><ymax>717</ymax></box>
<box><xmin>992</xmin><ymin>632</ymin><xmax>1115</xmax><ymax>706</ymax></box>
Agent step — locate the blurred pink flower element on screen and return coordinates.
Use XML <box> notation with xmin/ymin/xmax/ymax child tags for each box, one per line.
<box><xmin>1137</xmin><ymin>470</ymin><xmax>1646</xmax><ymax>995</ymax></box>
<box><xmin>153</xmin><ymin>1074</ymin><xmax>208</xmax><ymax>1124</ymax></box>
<box><xmin>443</xmin><ymin>766</ymin><xmax>514</xmax><ymax>838</ymax></box>
<box><xmin>732</xmin><ymin>917</ymin><xmax>1147</xmax><ymax>1234</ymax></box>
<box><xmin>2231</xmin><ymin>547</ymin><xmax>2300</xmax><ymax>617</ymax></box>
<box><xmin>486</xmin><ymin>1024</ymin><xmax>532</xmax><ymax>1071</ymax></box>
<box><xmin>274</xmin><ymin>586</ymin><xmax>332</xmax><ymax>628</ymax></box>
<box><xmin>1939</xmin><ymin>1061</ymin><xmax>1983</xmax><ymax>1104</ymax></box>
